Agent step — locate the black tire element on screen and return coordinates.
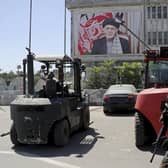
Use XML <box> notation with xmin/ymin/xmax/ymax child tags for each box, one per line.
<box><xmin>53</xmin><ymin>120</ymin><xmax>70</xmax><ymax>146</ymax></box>
<box><xmin>82</xmin><ymin>108</ymin><xmax>90</xmax><ymax>130</ymax></box>
<box><xmin>103</xmin><ymin>110</ymin><xmax>111</xmax><ymax>115</ymax></box>
<box><xmin>103</xmin><ymin>106</ymin><xmax>108</xmax><ymax>114</ymax></box>
<box><xmin>135</xmin><ymin>112</ymin><xmax>147</xmax><ymax>147</ymax></box>
<box><xmin>103</xmin><ymin>109</ymin><xmax>108</xmax><ymax>114</ymax></box>
<box><xmin>10</xmin><ymin>124</ymin><xmax>20</xmax><ymax>145</ymax></box>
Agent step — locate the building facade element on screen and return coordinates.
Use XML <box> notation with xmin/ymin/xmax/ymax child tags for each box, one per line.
<box><xmin>66</xmin><ymin>0</ymin><xmax>168</xmax><ymax>62</ymax></box>
<box><xmin>145</xmin><ymin>3</ymin><xmax>168</xmax><ymax>48</ymax></box>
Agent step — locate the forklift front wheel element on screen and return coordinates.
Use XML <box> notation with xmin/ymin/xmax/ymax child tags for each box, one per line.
<box><xmin>135</xmin><ymin>112</ymin><xmax>147</xmax><ymax>147</ymax></box>
<box><xmin>82</xmin><ymin>109</ymin><xmax>90</xmax><ymax>130</ymax></box>
<box><xmin>53</xmin><ymin>119</ymin><xmax>70</xmax><ymax>147</ymax></box>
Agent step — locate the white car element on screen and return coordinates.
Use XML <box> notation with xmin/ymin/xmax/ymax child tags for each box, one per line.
<box><xmin>103</xmin><ymin>84</ymin><xmax>137</xmax><ymax>114</ymax></box>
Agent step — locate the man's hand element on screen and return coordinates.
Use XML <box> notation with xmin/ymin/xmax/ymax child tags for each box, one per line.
<box><xmin>115</xmin><ymin>12</ymin><xmax>124</xmax><ymax>25</ymax></box>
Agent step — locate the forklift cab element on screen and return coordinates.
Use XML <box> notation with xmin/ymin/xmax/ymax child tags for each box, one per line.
<box><xmin>23</xmin><ymin>55</ymin><xmax>85</xmax><ymax>99</ymax></box>
<box><xmin>144</xmin><ymin>47</ymin><xmax>168</xmax><ymax>88</ymax></box>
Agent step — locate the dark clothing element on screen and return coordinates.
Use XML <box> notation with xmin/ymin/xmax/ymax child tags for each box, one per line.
<box><xmin>91</xmin><ymin>37</ymin><xmax>130</xmax><ymax>55</ymax></box>
<box><xmin>160</xmin><ymin>151</ymin><xmax>168</xmax><ymax>168</ymax></box>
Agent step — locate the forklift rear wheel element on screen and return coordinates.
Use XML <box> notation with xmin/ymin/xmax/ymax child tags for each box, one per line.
<box><xmin>10</xmin><ymin>124</ymin><xmax>20</xmax><ymax>145</ymax></box>
<box><xmin>53</xmin><ymin>119</ymin><xmax>70</xmax><ymax>146</ymax></box>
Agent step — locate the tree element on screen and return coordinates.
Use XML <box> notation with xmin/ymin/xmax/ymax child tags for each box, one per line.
<box><xmin>117</xmin><ymin>62</ymin><xmax>143</xmax><ymax>88</ymax></box>
<box><xmin>0</xmin><ymin>71</ymin><xmax>17</xmax><ymax>86</ymax></box>
<box><xmin>16</xmin><ymin>65</ymin><xmax>22</xmax><ymax>75</ymax></box>
<box><xmin>85</xmin><ymin>61</ymin><xmax>143</xmax><ymax>89</ymax></box>
<box><xmin>85</xmin><ymin>61</ymin><xmax>116</xmax><ymax>89</ymax></box>
<box><xmin>85</xmin><ymin>66</ymin><xmax>103</xmax><ymax>89</ymax></box>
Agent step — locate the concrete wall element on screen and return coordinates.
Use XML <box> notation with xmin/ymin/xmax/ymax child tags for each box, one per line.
<box><xmin>66</xmin><ymin>0</ymin><xmax>168</xmax><ymax>8</ymax></box>
<box><xmin>0</xmin><ymin>88</ymin><xmax>105</xmax><ymax>106</ymax></box>
<box><xmin>0</xmin><ymin>77</ymin><xmax>105</xmax><ymax>105</ymax></box>
<box><xmin>85</xmin><ymin>89</ymin><xmax>106</xmax><ymax>105</ymax></box>
<box><xmin>0</xmin><ymin>90</ymin><xmax>22</xmax><ymax>105</ymax></box>
<box><xmin>0</xmin><ymin>77</ymin><xmax>23</xmax><ymax>105</ymax></box>
<box><xmin>66</xmin><ymin>0</ymin><xmax>144</xmax><ymax>8</ymax></box>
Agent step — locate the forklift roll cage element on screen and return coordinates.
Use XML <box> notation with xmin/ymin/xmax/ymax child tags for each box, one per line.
<box><xmin>22</xmin><ymin>54</ymin><xmax>83</xmax><ymax>100</ymax></box>
<box><xmin>144</xmin><ymin>47</ymin><xmax>168</xmax><ymax>88</ymax></box>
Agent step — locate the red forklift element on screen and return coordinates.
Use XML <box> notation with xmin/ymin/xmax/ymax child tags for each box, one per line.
<box><xmin>107</xmin><ymin>13</ymin><xmax>168</xmax><ymax>148</ymax></box>
<box><xmin>135</xmin><ymin>47</ymin><xmax>168</xmax><ymax>147</ymax></box>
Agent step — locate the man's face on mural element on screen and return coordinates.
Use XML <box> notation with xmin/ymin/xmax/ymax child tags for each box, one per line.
<box><xmin>103</xmin><ymin>25</ymin><xmax>118</xmax><ymax>40</ymax></box>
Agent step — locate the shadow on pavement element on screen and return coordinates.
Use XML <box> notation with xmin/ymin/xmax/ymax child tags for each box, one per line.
<box><xmin>12</xmin><ymin>127</ymin><xmax>104</xmax><ymax>158</ymax></box>
<box><xmin>104</xmin><ymin>110</ymin><xmax>135</xmax><ymax>117</ymax></box>
<box><xmin>137</xmin><ymin>144</ymin><xmax>166</xmax><ymax>157</ymax></box>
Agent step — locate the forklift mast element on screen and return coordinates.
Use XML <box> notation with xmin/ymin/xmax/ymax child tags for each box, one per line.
<box><xmin>74</xmin><ymin>58</ymin><xmax>82</xmax><ymax>99</ymax></box>
<box><xmin>27</xmin><ymin>52</ymin><xmax>34</xmax><ymax>95</ymax></box>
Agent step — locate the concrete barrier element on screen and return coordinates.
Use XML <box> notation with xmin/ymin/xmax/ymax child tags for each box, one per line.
<box><xmin>0</xmin><ymin>89</ymin><xmax>106</xmax><ymax>105</ymax></box>
<box><xmin>0</xmin><ymin>90</ymin><xmax>22</xmax><ymax>105</ymax></box>
<box><xmin>84</xmin><ymin>89</ymin><xmax>106</xmax><ymax>106</ymax></box>
<box><xmin>0</xmin><ymin>78</ymin><xmax>106</xmax><ymax>105</ymax></box>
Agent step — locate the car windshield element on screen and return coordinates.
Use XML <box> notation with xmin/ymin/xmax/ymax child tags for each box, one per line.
<box><xmin>108</xmin><ymin>85</ymin><xmax>136</xmax><ymax>92</ymax></box>
<box><xmin>149</xmin><ymin>61</ymin><xmax>168</xmax><ymax>84</ymax></box>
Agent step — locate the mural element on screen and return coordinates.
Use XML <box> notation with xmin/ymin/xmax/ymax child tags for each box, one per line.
<box><xmin>74</xmin><ymin>8</ymin><xmax>144</xmax><ymax>56</ymax></box>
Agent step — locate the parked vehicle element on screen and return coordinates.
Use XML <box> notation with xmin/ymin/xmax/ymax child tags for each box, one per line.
<box><xmin>10</xmin><ymin>54</ymin><xmax>90</xmax><ymax>146</ymax></box>
<box><xmin>103</xmin><ymin>84</ymin><xmax>137</xmax><ymax>114</ymax></box>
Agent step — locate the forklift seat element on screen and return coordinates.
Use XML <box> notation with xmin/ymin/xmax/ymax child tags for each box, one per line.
<box><xmin>45</xmin><ymin>73</ymin><xmax>57</xmax><ymax>98</ymax></box>
<box><xmin>46</xmin><ymin>78</ymin><xmax>57</xmax><ymax>98</ymax></box>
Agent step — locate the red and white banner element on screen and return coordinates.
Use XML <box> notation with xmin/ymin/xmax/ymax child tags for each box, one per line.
<box><xmin>73</xmin><ymin>8</ymin><xmax>144</xmax><ymax>56</ymax></box>
<box><xmin>78</xmin><ymin>13</ymin><xmax>113</xmax><ymax>55</ymax></box>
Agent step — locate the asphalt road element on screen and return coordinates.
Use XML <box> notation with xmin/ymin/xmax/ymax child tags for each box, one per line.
<box><xmin>0</xmin><ymin>106</ymin><xmax>164</xmax><ymax>168</ymax></box>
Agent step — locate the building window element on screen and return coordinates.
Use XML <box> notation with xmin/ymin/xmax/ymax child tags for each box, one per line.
<box><xmin>164</xmin><ymin>32</ymin><xmax>168</xmax><ymax>44</ymax></box>
<box><xmin>147</xmin><ymin>7</ymin><xmax>151</xmax><ymax>19</ymax></box>
<box><xmin>152</xmin><ymin>6</ymin><xmax>156</xmax><ymax>18</ymax></box>
<box><xmin>157</xmin><ymin>6</ymin><xmax>162</xmax><ymax>18</ymax></box>
<box><xmin>153</xmin><ymin>32</ymin><xmax>157</xmax><ymax>45</ymax></box>
<box><xmin>158</xmin><ymin>32</ymin><xmax>162</xmax><ymax>44</ymax></box>
<box><xmin>148</xmin><ymin>32</ymin><xmax>151</xmax><ymax>45</ymax></box>
<box><xmin>148</xmin><ymin>31</ymin><xmax>168</xmax><ymax>45</ymax></box>
<box><xmin>163</xmin><ymin>6</ymin><xmax>168</xmax><ymax>18</ymax></box>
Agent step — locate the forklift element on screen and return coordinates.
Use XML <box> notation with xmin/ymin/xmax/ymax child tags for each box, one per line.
<box><xmin>9</xmin><ymin>0</ymin><xmax>90</xmax><ymax>146</ymax></box>
<box><xmin>135</xmin><ymin>47</ymin><xmax>168</xmax><ymax>147</ymax></box>
<box><xmin>10</xmin><ymin>52</ymin><xmax>90</xmax><ymax>146</ymax></box>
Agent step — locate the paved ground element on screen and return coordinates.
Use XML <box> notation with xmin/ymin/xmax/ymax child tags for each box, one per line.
<box><xmin>0</xmin><ymin>106</ymin><xmax>164</xmax><ymax>168</ymax></box>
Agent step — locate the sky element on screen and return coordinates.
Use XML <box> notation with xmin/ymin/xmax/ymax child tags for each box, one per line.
<box><xmin>0</xmin><ymin>0</ymin><xmax>71</xmax><ymax>72</ymax></box>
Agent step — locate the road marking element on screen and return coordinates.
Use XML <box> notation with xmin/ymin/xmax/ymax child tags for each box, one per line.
<box><xmin>0</xmin><ymin>150</ymin><xmax>80</xmax><ymax>168</ymax></box>
<box><xmin>80</xmin><ymin>135</ymin><xmax>95</xmax><ymax>145</ymax></box>
<box><xmin>120</xmin><ymin>148</ymin><xmax>132</xmax><ymax>152</ymax></box>
<box><xmin>32</xmin><ymin>157</ymin><xmax>80</xmax><ymax>168</ymax></box>
<box><xmin>0</xmin><ymin>108</ymin><xmax>6</xmax><ymax>113</ymax></box>
<box><xmin>0</xmin><ymin>151</ymin><xmax>15</xmax><ymax>155</ymax></box>
<box><xmin>89</xmin><ymin>106</ymin><xmax>102</xmax><ymax>111</ymax></box>
<box><xmin>0</xmin><ymin>107</ymin><xmax>9</xmax><ymax>113</ymax></box>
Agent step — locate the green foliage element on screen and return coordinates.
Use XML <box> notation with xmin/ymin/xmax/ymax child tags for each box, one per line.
<box><xmin>0</xmin><ymin>70</ymin><xmax>41</xmax><ymax>86</ymax></box>
<box><xmin>85</xmin><ymin>61</ymin><xmax>143</xmax><ymax>89</ymax></box>
<box><xmin>0</xmin><ymin>71</ymin><xmax>17</xmax><ymax>86</ymax></box>
<box><xmin>117</xmin><ymin>62</ymin><xmax>143</xmax><ymax>88</ymax></box>
<box><xmin>85</xmin><ymin>61</ymin><xmax>116</xmax><ymax>89</ymax></box>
